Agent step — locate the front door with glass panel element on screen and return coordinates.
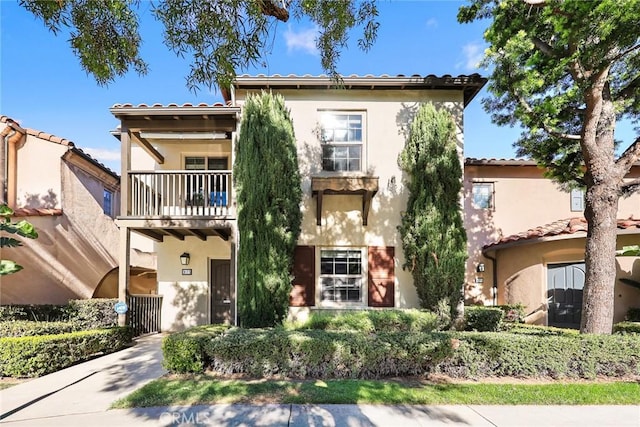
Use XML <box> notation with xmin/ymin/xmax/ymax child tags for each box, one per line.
<box><xmin>547</xmin><ymin>262</ymin><xmax>585</xmax><ymax>329</ymax></box>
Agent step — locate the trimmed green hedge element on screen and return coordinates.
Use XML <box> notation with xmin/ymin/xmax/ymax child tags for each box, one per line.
<box><xmin>464</xmin><ymin>306</ymin><xmax>504</xmax><ymax>332</ymax></box>
<box><xmin>436</xmin><ymin>332</ymin><xmax>640</xmax><ymax>379</ymax></box>
<box><xmin>0</xmin><ymin>299</ymin><xmax>118</xmax><ymax>329</ymax></box>
<box><xmin>164</xmin><ymin>326</ymin><xmax>640</xmax><ymax>380</ymax></box>
<box><xmin>164</xmin><ymin>327</ymin><xmax>454</xmax><ymax>378</ymax></box>
<box><xmin>0</xmin><ymin>304</ymin><xmax>67</xmax><ymax>322</ymax></box>
<box><xmin>613</xmin><ymin>322</ymin><xmax>640</xmax><ymax>334</ymax></box>
<box><xmin>504</xmin><ymin>323</ymin><xmax>580</xmax><ymax>336</ymax></box>
<box><xmin>0</xmin><ymin>327</ymin><xmax>133</xmax><ymax>377</ymax></box>
<box><xmin>0</xmin><ymin>321</ymin><xmax>82</xmax><ymax>337</ymax></box>
<box><xmin>287</xmin><ymin>309</ymin><xmax>440</xmax><ymax>333</ymax></box>
<box><xmin>67</xmin><ymin>299</ymin><xmax>118</xmax><ymax>329</ymax></box>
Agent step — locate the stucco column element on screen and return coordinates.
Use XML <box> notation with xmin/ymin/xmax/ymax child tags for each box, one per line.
<box><xmin>118</xmin><ymin>225</ymin><xmax>131</xmax><ymax>326</ymax></box>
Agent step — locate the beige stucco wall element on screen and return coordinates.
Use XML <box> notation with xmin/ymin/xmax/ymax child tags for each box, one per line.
<box><xmin>2</xmin><ymin>134</ymin><xmax>155</xmax><ymax>305</ymax></box>
<box><xmin>155</xmin><ymin>235</ymin><xmax>231</xmax><ymax>331</ymax></box>
<box><xmin>15</xmin><ymin>135</ymin><xmax>66</xmax><ymax>208</ymax></box>
<box><xmin>464</xmin><ymin>164</ymin><xmax>640</xmax><ymax>305</ymax></box>
<box><xmin>235</xmin><ymin>88</ymin><xmax>466</xmax><ymax>311</ymax></box>
<box><xmin>491</xmin><ymin>234</ymin><xmax>640</xmax><ymax>326</ymax></box>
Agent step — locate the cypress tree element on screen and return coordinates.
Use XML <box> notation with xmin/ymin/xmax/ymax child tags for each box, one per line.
<box><xmin>234</xmin><ymin>91</ymin><xmax>302</xmax><ymax>327</ymax></box>
<box><xmin>398</xmin><ymin>103</ymin><xmax>467</xmax><ymax>316</ymax></box>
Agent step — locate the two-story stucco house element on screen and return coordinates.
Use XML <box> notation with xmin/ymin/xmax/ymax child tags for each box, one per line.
<box><xmin>464</xmin><ymin>158</ymin><xmax>640</xmax><ymax>328</ymax></box>
<box><xmin>112</xmin><ymin>74</ymin><xmax>487</xmax><ymax>331</ymax></box>
<box><xmin>0</xmin><ymin>116</ymin><xmax>155</xmax><ymax>305</ymax></box>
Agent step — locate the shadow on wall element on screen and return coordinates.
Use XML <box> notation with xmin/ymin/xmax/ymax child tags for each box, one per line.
<box><xmin>24</xmin><ymin>189</ymin><xmax>58</xmax><ymax>208</ymax></box>
<box><xmin>170</xmin><ymin>282</ymin><xmax>208</xmax><ymax>331</ymax></box>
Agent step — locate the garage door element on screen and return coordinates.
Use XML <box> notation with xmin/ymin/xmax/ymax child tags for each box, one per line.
<box><xmin>547</xmin><ymin>262</ymin><xmax>585</xmax><ymax>329</ymax></box>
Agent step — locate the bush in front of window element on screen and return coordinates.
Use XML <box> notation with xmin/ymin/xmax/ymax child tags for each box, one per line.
<box><xmin>287</xmin><ymin>309</ymin><xmax>440</xmax><ymax>333</ymax></box>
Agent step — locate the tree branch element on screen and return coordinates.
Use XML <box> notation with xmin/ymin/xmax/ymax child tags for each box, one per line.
<box><xmin>257</xmin><ymin>0</ymin><xmax>289</xmax><ymax>22</ymax></box>
<box><xmin>531</xmin><ymin>36</ymin><xmax>557</xmax><ymax>58</ymax></box>
<box><xmin>513</xmin><ymin>91</ymin><xmax>582</xmax><ymax>140</ymax></box>
<box><xmin>616</xmin><ymin>135</ymin><xmax>640</xmax><ymax>173</ymax></box>
<box><xmin>616</xmin><ymin>74</ymin><xmax>640</xmax><ymax>100</ymax></box>
<box><xmin>609</xmin><ymin>43</ymin><xmax>640</xmax><ymax>63</ymax></box>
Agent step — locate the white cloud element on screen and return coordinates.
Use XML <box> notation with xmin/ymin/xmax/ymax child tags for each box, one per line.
<box><xmin>82</xmin><ymin>148</ymin><xmax>121</xmax><ymax>162</ymax></box>
<box><xmin>457</xmin><ymin>42</ymin><xmax>485</xmax><ymax>71</ymax></box>
<box><xmin>425</xmin><ymin>18</ymin><xmax>438</xmax><ymax>29</ymax></box>
<box><xmin>284</xmin><ymin>25</ymin><xmax>319</xmax><ymax>55</ymax></box>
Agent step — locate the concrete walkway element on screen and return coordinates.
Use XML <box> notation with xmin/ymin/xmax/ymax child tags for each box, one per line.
<box><xmin>1</xmin><ymin>333</ymin><xmax>639</xmax><ymax>426</ymax></box>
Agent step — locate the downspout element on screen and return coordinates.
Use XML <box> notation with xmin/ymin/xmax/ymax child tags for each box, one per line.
<box><xmin>482</xmin><ymin>248</ymin><xmax>498</xmax><ymax>306</ymax></box>
<box><xmin>1</xmin><ymin>122</ymin><xmax>25</xmax><ymax>206</ymax></box>
<box><xmin>1</xmin><ymin>129</ymin><xmax>13</xmax><ymax>204</ymax></box>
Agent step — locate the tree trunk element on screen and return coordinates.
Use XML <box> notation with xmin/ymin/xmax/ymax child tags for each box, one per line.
<box><xmin>581</xmin><ymin>182</ymin><xmax>618</xmax><ymax>334</ymax></box>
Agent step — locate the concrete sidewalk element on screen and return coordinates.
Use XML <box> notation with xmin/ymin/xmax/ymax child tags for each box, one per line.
<box><xmin>1</xmin><ymin>333</ymin><xmax>638</xmax><ymax>426</ymax></box>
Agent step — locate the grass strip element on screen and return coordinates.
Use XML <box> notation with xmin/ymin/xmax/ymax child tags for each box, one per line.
<box><xmin>111</xmin><ymin>377</ymin><xmax>640</xmax><ymax>408</ymax></box>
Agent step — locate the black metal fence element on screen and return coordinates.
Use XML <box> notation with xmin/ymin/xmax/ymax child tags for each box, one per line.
<box><xmin>127</xmin><ymin>294</ymin><xmax>163</xmax><ymax>336</ymax></box>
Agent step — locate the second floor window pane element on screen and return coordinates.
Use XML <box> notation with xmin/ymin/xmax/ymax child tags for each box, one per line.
<box><xmin>320</xmin><ymin>113</ymin><xmax>363</xmax><ymax>172</ymax></box>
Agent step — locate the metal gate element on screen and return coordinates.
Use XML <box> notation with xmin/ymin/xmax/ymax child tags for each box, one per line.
<box><xmin>127</xmin><ymin>294</ymin><xmax>163</xmax><ymax>336</ymax></box>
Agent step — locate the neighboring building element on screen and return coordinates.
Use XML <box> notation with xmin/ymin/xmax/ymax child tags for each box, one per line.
<box><xmin>0</xmin><ymin>116</ymin><xmax>155</xmax><ymax>304</ymax></box>
<box><xmin>464</xmin><ymin>158</ymin><xmax>640</xmax><ymax>327</ymax></box>
<box><xmin>112</xmin><ymin>74</ymin><xmax>487</xmax><ymax>331</ymax></box>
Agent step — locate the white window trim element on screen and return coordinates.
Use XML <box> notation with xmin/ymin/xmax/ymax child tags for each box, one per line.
<box><xmin>570</xmin><ymin>188</ymin><xmax>585</xmax><ymax>212</ymax></box>
<box><xmin>317</xmin><ymin>246</ymin><xmax>368</xmax><ymax>308</ymax></box>
<box><xmin>471</xmin><ymin>181</ymin><xmax>495</xmax><ymax>210</ymax></box>
<box><xmin>317</xmin><ymin>110</ymin><xmax>367</xmax><ymax>174</ymax></box>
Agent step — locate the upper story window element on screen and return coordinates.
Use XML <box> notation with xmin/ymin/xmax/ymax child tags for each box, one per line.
<box><xmin>103</xmin><ymin>189</ymin><xmax>113</xmax><ymax>216</ymax></box>
<box><xmin>319</xmin><ymin>112</ymin><xmax>364</xmax><ymax>172</ymax></box>
<box><xmin>570</xmin><ymin>188</ymin><xmax>585</xmax><ymax>212</ymax></box>
<box><xmin>472</xmin><ymin>182</ymin><xmax>494</xmax><ymax>209</ymax></box>
<box><xmin>320</xmin><ymin>248</ymin><xmax>364</xmax><ymax>303</ymax></box>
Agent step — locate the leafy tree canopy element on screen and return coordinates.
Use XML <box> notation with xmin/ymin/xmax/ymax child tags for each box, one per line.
<box><xmin>20</xmin><ymin>0</ymin><xmax>379</xmax><ymax>91</ymax></box>
<box><xmin>459</xmin><ymin>0</ymin><xmax>640</xmax><ymax>334</ymax></box>
<box><xmin>459</xmin><ymin>0</ymin><xmax>640</xmax><ymax>189</ymax></box>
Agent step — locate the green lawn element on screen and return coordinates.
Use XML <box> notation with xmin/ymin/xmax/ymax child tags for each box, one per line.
<box><xmin>111</xmin><ymin>377</ymin><xmax>640</xmax><ymax>408</ymax></box>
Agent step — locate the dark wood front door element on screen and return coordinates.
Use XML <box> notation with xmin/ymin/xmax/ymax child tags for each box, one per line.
<box><xmin>211</xmin><ymin>259</ymin><xmax>231</xmax><ymax>324</ymax></box>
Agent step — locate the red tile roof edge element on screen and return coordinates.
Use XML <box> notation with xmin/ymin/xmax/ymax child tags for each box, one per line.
<box><xmin>110</xmin><ymin>102</ymin><xmax>231</xmax><ymax>109</ymax></box>
<box><xmin>1</xmin><ymin>115</ymin><xmax>119</xmax><ymax>179</ymax></box>
<box><xmin>12</xmin><ymin>208</ymin><xmax>63</xmax><ymax>217</ymax></box>
<box><xmin>484</xmin><ymin>217</ymin><xmax>640</xmax><ymax>251</ymax></box>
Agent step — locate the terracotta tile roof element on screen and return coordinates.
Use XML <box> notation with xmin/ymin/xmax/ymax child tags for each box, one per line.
<box><xmin>110</xmin><ymin>102</ymin><xmax>230</xmax><ymax>109</ymax></box>
<box><xmin>484</xmin><ymin>217</ymin><xmax>640</xmax><ymax>251</ymax></box>
<box><xmin>465</xmin><ymin>157</ymin><xmax>538</xmax><ymax>166</ymax></box>
<box><xmin>233</xmin><ymin>73</ymin><xmax>488</xmax><ymax>106</ymax></box>
<box><xmin>1</xmin><ymin>115</ymin><xmax>119</xmax><ymax>179</ymax></box>
<box><xmin>1</xmin><ymin>115</ymin><xmax>73</xmax><ymax>146</ymax></box>
<box><xmin>12</xmin><ymin>208</ymin><xmax>63</xmax><ymax>217</ymax></box>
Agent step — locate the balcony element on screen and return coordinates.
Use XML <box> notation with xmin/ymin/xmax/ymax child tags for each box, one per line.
<box><xmin>127</xmin><ymin>170</ymin><xmax>233</xmax><ymax>218</ymax></box>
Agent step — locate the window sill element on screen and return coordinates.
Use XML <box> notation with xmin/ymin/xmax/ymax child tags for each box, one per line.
<box><xmin>311</xmin><ymin>175</ymin><xmax>379</xmax><ymax>226</ymax></box>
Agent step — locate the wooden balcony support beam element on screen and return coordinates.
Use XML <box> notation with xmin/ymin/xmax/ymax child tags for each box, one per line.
<box><xmin>129</xmin><ymin>131</ymin><xmax>165</xmax><ymax>164</ymax></box>
<box><xmin>165</xmin><ymin>229</ymin><xmax>185</xmax><ymax>240</ymax></box>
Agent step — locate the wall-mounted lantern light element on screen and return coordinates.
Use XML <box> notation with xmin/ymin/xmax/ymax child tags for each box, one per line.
<box><xmin>180</xmin><ymin>252</ymin><xmax>190</xmax><ymax>266</ymax></box>
<box><xmin>476</xmin><ymin>262</ymin><xmax>485</xmax><ymax>273</ymax></box>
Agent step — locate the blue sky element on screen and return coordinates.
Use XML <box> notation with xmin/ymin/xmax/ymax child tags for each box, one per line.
<box><xmin>0</xmin><ymin>1</ymin><xmax>580</xmax><ymax>173</ymax></box>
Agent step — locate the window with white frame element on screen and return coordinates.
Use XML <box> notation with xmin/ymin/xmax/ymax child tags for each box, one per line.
<box><xmin>472</xmin><ymin>182</ymin><xmax>494</xmax><ymax>209</ymax></box>
<box><xmin>103</xmin><ymin>189</ymin><xmax>113</xmax><ymax>216</ymax></box>
<box><xmin>184</xmin><ymin>156</ymin><xmax>229</xmax><ymax>206</ymax></box>
<box><xmin>319</xmin><ymin>112</ymin><xmax>364</xmax><ymax>172</ymax></box>
<box><xmin>320</xmin><ymin>248</ymin><xmax>365</xmax><ymax>303</ymax></box>
<box><xmin>570</xmin><ymin>188</ymin><xmax>585</xmax><ymax>212</ymax></box>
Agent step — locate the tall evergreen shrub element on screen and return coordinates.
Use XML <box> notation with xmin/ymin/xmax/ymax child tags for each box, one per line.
<box><xmin>234</xmin><ymin>92</ymin><xmax>302</xmax><ymax>327</ymax></box>
<box><xmin>398</xmin><ymin>103</ymin><xmax>467</xmax><ymax>315</ymax></box>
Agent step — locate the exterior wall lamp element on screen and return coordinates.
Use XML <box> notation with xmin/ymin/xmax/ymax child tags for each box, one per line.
<box><xmin>180</xmin><ymin>252</ymin><xmax>190</xmax><ymax>266</ymax></box>
<box><xmin>476</xmin><ymin>262</ymin><xmax>485</xmax><ymax>273</ymax></box>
